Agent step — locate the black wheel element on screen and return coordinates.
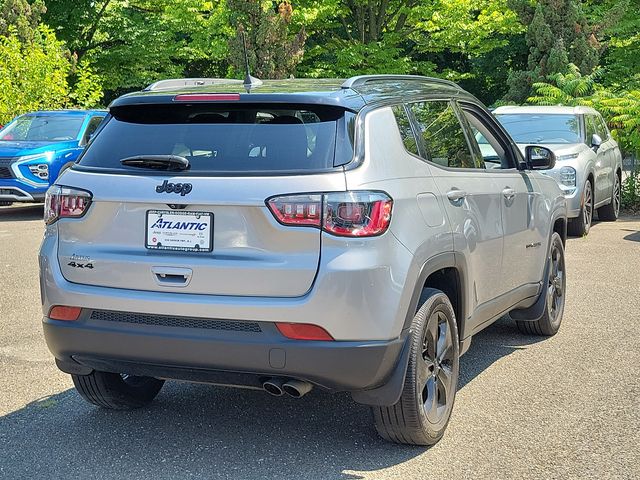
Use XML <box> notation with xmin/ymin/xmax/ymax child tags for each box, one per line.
<box><xmin>373</xmin><ymin>288</ymin><xmax>460</xmax><ymax>446</ymax></box>
<box><xmin>0</xmin><ymin>201</ymin><xmax>12</xmax><ymax>207</ymax></box>
<box><xmin>516</xmin><ymin>232</ymin><xmax>566</xmax><ymax>336</ymax></box>
<box><xmin>598</xmin><ymin>173</ymin><xmax>621</xmax><ymax>221</ymax></box>
<box><xmin>568</xmin><ymin>180</ymin><xmax>593</xmax><ymax>236</ymax></box>
<box><xmin>72</xmin><ymin>371</ymin><xmax>164</xmax><ymax>409</ymax></box>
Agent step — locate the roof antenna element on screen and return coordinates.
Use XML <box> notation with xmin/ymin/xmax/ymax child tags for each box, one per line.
<box><xmin>241</xmin><ymin>30</ymin><xmax>262</xmax><ymax>93</ymax></box>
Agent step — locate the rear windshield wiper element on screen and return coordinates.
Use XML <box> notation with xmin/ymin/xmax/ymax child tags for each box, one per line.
<box><xmin>120</xmin><ymin>155</ymin><xmax>190</xmax><ymax>171</ymax></box>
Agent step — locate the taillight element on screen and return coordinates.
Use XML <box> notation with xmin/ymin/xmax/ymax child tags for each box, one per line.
<box><xmin>44</xmin><ymin>185</ymin><xmax>92</xmax><ymax>225</ymax></box>
<box><xmin>267</xmin><ymin>194</ymin><xmax>322</xmax><ymax>227</ymax></box>
<box><xmin>266</xmin><ymin>191</ymin><xmax>393</xmax><ymax>237</ymax></box>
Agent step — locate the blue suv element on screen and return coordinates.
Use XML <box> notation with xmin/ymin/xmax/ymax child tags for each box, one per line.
<box><xmin>0</xmin><ymin>110</ymin><xmax>106</xmax><ymax>205</ymax></box>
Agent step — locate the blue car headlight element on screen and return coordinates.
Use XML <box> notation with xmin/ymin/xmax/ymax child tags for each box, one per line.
<box><xmin>12</xmin><ymin>152</ymin><xmax>54</xmax><ymax>185</ymax></box>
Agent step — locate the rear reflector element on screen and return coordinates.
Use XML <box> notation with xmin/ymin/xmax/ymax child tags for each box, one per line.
<box><xmin>173</xmin><ymin>93</ymin><xmax>241</xmax><ymax>102</ymax></box>
<box><xmin>276</xmin><ymin>323</ymin><xmax>334</xmax><ymax>341</ymax></box>
<box><xmin>49</xmin><ymin>306</ymin><xmax>82</xmax><ymax>321</ymax></box>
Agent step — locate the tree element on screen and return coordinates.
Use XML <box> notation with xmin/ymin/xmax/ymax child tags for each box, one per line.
<box><xmin>0</xmin><ymin>26</ymin><xmax>101</xmax><ymax>124</ymax></box>
<box><xmin>295</xmin><ymin>0</ymin><xmax>522</xmax><ymax>82</ymax></box>
<box><xmin>227</xmin><ymin>0</ymin><xmax>306</xmax><ymax>79</ymax></box>
<box><xmin>0</xmin><ymin>0</ymin><xmax>46</xmax><ymax>42</ymax></box>
<box><xmin>44</xmin><ymin>0</ymin><xmax>232</xmax><ymax>99</ymax></box>
<box><xmin>506</xmin><ymin>0</ymin><xmax>600</xmax><ymax>102</ymax></box>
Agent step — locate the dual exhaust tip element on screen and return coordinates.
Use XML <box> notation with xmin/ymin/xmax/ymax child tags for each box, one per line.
<box><xmin>263</xmin><ymin>378</ymin><xmax>312</xmax><ymax>398</ymax></box>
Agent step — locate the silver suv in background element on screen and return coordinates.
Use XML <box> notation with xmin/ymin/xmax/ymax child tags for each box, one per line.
<box><xmin>492</xmin><ymin>106</ymin><xmax>623</xmax><ymax>236</ymax></box>
<box><xmin>39</xmin><ymin>75</ymin><xmax>567</xmax><ymax>446</ymax></box>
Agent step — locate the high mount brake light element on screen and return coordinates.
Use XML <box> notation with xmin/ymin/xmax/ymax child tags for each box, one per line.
<box><xmin>173</xmin><ymin>93</ymin><xmax>241</xmax><ymax>102</ymax></box>
<box><xmin>267</xmin><ymin>191</ymin><xmax>393</xmax><ymax>237</ymax></box>
<box><xmin>44</xmin><ymin>186</ymin><xmax>92</xmax><ymax>225</ymax></box>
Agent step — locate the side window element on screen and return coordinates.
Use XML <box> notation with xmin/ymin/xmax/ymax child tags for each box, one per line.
<box><xmin>584</xmin><ymin>115</ymin><xmax>598</xmax><ymax>145</ymax></box>
<box><xmin>391</xmin><ymin>105</ymin><xmax>419</xmax><ymax>156</ymax></box>
<box><xmin>82</xmin><ymin>116</ymin><xmax>105</xmax><ymax>145</ymax></box>
<box><xmin>408</xmin><ymin>101</ymin><xmax>478</xmax><ymax>169</ymax></box>
<box><xmin>462</xmin><ymin>108</ymin><xmax>512</xmax><ymax>169</ymax></box>
<box><xmin>595</xmin><ymin>115</ymin><xmax>609</xmax><ymax>140</ymax></box>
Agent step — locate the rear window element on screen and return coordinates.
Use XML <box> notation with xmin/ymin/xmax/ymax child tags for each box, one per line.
<box><xmin>78</xmin><ymin>104</ymin><xmax>354</xmax><ymax>175</ymax></box>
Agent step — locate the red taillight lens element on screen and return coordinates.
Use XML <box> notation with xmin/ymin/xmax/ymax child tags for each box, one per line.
<box><xmin>173</xmin><ymin>93</ymin><xmax>241</xmax><ymax>102</ymax></box>
<box><xmin>49</xmin><ymin>306</ymin><xmax>82</xmax><ymax>321</ymax></box>
<box><xmin>44</xmin><ymin>186</ymin><xmax>92</xmax><ymax>224</ymax></box>
<box><xmin>276</xmin><ymin>323</ymin><xmax>334</xmax><ymax>341</ymax></box>
<box><xmin>267</xmin><ymin>194</ymin><xmax>322</xmax><ymax>227</ymax></box>
<box><xmin>323</xmin><ymin>192</ymin><xmax>393</xmax><ymax>237</ymax></box>
<box><xmin>266</xmin><ymin>191</ymin><xmax>393</xmax><ymax>237</ymax></box>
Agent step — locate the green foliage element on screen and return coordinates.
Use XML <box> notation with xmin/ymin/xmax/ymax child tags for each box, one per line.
<box><xmin>69</xmin><ymin>60</ymin><xmax>103</xmax><ymax>108</ymax></box>
<box><xmin>227</xmin><ymin>0</ymin><xmax>306</xmax><ymax>79</ymax></box>
<box><xmin>528</xmin><ymin>64</ymin><xmax>602</xmax><ymax>105</ymax></box>
<box><xmin>507</xmin><ymin>0</ymin><xmax>600</xmax><ymax>102</ymax></box>
<box><xmin>44</xmin><ymin>0</ymin><xmax>232</xmax><ymax>97</ymax></box>
<box><xmin>0</xmin><ymin>26</ymin><xmax>70</xmax><ymax>124</ymax></box>
<box><xmin>621</xmin><ymin>169</ymin><xmax>640</xmax><ymax>210</ymax></box>
<box><xmin>0</xmin><ymin>0</ymin><xmax>46</xmax><ymax>42</ymax></box>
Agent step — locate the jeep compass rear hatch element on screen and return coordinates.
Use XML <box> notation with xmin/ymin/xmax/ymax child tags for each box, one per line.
<box><xmin>55</xmin><ymin>101</ymin><xmax>353</xmax><ymax>297</ymax></box>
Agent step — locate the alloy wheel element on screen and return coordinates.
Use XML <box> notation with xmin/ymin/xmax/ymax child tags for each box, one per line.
<box><xmin>547</xmin><ymin>241</ymin><xmax>565</xmax><ymax>325</ymax></box>
<box><xmin>419</xmin><ymin>310</ymin><xmax>455</xmax><ymax>424</ymax></box>
<box><xmin>584</xmin><ymin>182</ymin><xmax>593</xmax><ymax>229</ymax></box>
<box><xmin>613</xmin><ymin>176</ymin><xmax>621</xmax><ymax>217</ymax></box>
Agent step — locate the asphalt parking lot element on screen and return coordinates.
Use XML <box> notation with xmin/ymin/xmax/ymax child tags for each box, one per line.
<box><xmin>0</xmin><ymin>204</ymin><xmax>638</xmax><ymax>479</ymax></box>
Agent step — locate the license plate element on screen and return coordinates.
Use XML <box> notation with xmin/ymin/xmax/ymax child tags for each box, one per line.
<box><xmin>146</xmin><ymin>210</ymin><xmax>213</xmax><ymax>252</ymax></box>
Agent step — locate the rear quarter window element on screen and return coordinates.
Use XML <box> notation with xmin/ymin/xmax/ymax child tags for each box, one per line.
<box><xmin>78</xmin><ymin>104</ymin><xmax>354</xmax><ymax>175</ymax></box>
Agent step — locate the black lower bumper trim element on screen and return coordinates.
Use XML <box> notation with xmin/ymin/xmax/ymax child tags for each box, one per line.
<box><xmin>44</xmin><ymin>313</ymin><xmax>407</xmax><ymax>398</ymax></box>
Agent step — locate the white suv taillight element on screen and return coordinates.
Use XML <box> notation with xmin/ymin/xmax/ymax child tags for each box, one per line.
<box><xmin>44</xmin><ymin>185</ymin><xmax>92</xmax><ymax>224</ymax></box>
<box><xmin>267</xmin><ymin>191</ymin><xmax>393</xmax><ymax>237</ymax></box>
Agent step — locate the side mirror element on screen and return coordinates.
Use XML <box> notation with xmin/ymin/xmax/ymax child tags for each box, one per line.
<box><xmin>525</xmin><ymin>145</ymin><xmax>556</xmax><ymax>170</ymax></box>
<box><xmin>591</xmin><ymin>133</ymin><xmax>602</xmax><ymax>151</ymax></box>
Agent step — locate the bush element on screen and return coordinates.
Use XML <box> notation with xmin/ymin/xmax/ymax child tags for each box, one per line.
<box><xmin>622</xmin><ymin>169</ymin><xmax>640</xmax><ymax>211</ymax></box>
<box><xmin>0</xmin><ymin>25</ymin><xmax>102</xmax><ymax>125</ymax></box>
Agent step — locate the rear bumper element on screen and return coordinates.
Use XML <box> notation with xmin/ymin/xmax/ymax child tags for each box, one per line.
<box><xmin>43</xmin><ymin>309</ymin><xmax>407</xmax><ymax>394</ymax></box>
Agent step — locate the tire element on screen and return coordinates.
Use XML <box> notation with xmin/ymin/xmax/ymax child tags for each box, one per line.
<box><xmin>516</xmin><ymin>232</ymin><xmax>566</xmax><ymax>336</ymax></box>
<box><xmin>373</xmin><ymin>288</ymin><xmax>460</xmax><ymax>446</ymax></box>
<box><xmin>0</xmin><ymin>201</ymin><xmax>12</xmax><ymax>207</ymax></box>
<box><xmin>598</xmin><ymin>173</ymin><xmax>621</xmax><ymax>221</ymax></box>
<box><xmin>568</xmin><ymin>179</ymin><xmax>593</xmax><ymax>236</ymax></box>
<box><xmin>72</xmin><ymin>371</ymin><xmax>164</xmax><ymax>409</ymax></box>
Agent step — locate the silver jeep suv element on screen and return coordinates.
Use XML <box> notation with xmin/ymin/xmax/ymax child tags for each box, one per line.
<box><xmin>39</xmin><ymin>75</ymin><xmax>568</xmax><ymax>446</ymax></box>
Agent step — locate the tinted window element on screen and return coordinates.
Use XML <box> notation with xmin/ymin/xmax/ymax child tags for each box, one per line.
<box><xmin>409</xmin><ymin>101</ymin><xmax>477</xmax><ymax>169</ymax></box>
<box><xmin>82</xmin><ymin>116</ymin><xmax>105</xmax><ymax>144</ymax></box>
<box><xmin>496</xmin><ymin>114</ymin><xmax>580</xmax><ymax>144</ymax></box>
<box><xmin>391</xmin><ymin>105</ymin><xmax>419</xmax><ymax>156</ymax></box>
<box><xmin>463</xmin><ymin>109</ymin><xmax>511</xmax><ymax>169</ymax></box>
<box><xmin>594</xmin><ymin>115</ymin><xmax>609</xmax><ymax>140</ymax></box>
<box><xmin>0</xmin><ymin>114</ymin><xmax>85</xmax><ymax>142</ymax></box>
<box><xmin>585</xmin><ymin>115</ymin><xmax>598</xmax><ymax>144</ymax></box>
<box><xmin>79</xmin><ymin>104</ymin><xmax>351</xmax><ymax>174</ymax></box>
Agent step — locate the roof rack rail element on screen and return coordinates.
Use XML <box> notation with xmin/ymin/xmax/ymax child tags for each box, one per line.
<box><xmin>341</xmin><ymin>75</ymin><xmax>459</xmax><ymax>90</ymax></box>
<box><xmin>144</xmin><ymin>78</ymin><xmax>244</xmax><ymax>92</ymax></box>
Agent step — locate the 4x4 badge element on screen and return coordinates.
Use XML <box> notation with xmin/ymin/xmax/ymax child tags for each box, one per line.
<box><xmin>156</xmin><ymin>180</ymin><xmax>192</xmax><ymax>196</ymax></box>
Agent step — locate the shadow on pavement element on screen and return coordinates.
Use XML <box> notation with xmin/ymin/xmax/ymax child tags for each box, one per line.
<box><xmin>0</xmin><ymin>318</ymin><xmax>544</xmax><ymax>480</ymax></box>
<box><xmin>621</xmin><ymin>229</ymin><xmax>640</xmax><ymax>242</ymax></box>
<box><xmin>0</xmin><ymin>204</ymin><xmax>43</xmax><ymax>222</ymax></box>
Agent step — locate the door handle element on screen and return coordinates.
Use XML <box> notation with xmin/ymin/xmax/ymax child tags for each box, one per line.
<box><xmin>502</xmin><ymin>187</ymin><xmax>516</xmax><ymax>201</ymax></box>
<box><xmin>446</xmin><ymin>189</ymin><xmax>467</xmax><ymax>202</ymax></box>
<box><xmin>152</xmin><ymin>266</ymin><xmax>192</xmax><ymax>287</ymax></box>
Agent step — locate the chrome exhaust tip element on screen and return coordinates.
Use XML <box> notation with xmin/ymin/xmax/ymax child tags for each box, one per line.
<box><xmin>282</xmin><ymin>379</ymin><xmax>313</xmax><ymax>398</ymax></box>
<box><xmin>262</xmin><ymin>378</ymin><xmax>285</xmax><ymax>396</ymax></box>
